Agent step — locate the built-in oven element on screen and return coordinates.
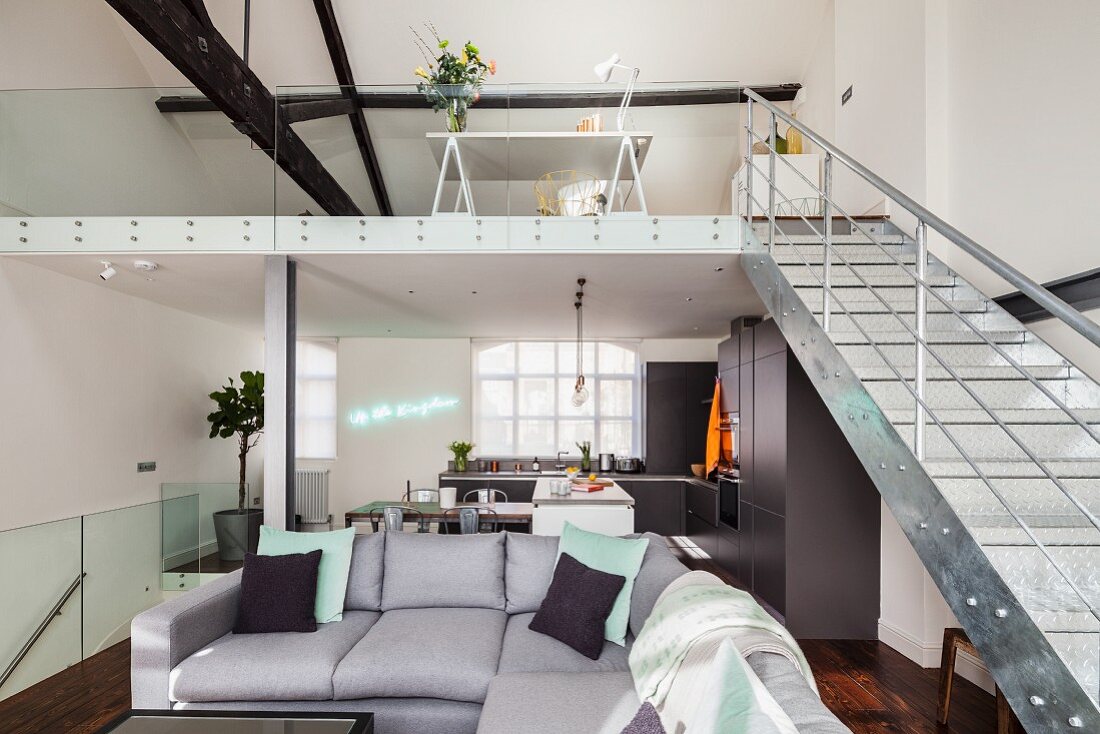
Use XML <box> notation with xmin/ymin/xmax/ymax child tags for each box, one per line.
<box><xmin>718</xmin><ymin>470</ymin><xmax>740</xmax><ymax>531</ymax></box>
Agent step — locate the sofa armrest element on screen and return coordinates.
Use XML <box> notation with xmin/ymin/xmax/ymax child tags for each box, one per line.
<box><xmin>130</xmin><ymin>569</ymin><xmax>242</xmax><ymax>709</ymax></box>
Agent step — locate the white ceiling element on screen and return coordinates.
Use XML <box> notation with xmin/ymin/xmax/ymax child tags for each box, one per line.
<box><xmin>14</xmin><ymin>252</ymin><xmax>763</xmax><ymax>339</ymax></box>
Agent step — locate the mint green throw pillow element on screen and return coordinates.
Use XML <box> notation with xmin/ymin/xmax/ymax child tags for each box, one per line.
<box><xmin>258</xmin><ymin>526</ymin><xmax>355</xmax><ymax>624</ymax></box>
<box><xmin>557</xmin><ymin>522</ymin><xmax>649</xmax><ymax>646</ymax></box>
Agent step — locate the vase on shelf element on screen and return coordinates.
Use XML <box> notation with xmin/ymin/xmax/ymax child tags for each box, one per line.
<box><xmin>436</xmin><ymin>84</ymin><xmax>473</xmax><ymax>133</ymax></box>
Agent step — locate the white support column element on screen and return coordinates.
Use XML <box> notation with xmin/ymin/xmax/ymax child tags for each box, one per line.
<box><xmin>264</xmin><ymin>255</ymin><xmax>296</xmax><ymax>530</ymax></box>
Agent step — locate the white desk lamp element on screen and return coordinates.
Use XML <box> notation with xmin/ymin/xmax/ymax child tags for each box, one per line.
<box><xmin>593</xmin><ymin>53</ymin><xmax>640</xmax><ymax>132</ymax></box>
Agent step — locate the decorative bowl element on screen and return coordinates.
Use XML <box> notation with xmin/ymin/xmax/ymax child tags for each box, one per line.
<box><xmin>565</xmin><ymin>467</ymin><xmax>580</xmax><ymax>480</ymax></box>
<box><xmin>690</xmin><ymin>463</ymin><xmax>706</xmax><ymax>478</ymax></box>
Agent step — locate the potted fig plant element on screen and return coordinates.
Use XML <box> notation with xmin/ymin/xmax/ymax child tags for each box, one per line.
<box><xmin>448</xmin><ymin>440</ymin><xmax>474</xmax><ymax>472</ymax></box>
<box><xmin>207</xmin><ymin>370</ymin><xmax>264</xmax><ymax>562</ymax></box>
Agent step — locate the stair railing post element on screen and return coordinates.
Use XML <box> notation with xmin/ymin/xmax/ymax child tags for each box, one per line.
<box><xmin>744</xmin><ymin>97</ymin><xmax>754</xmax><ymax>232</ymax></box>
<box><xmin>915</xmin><ymin>220</ymin><xmax>928</xmax><ymax>460</ymax></box>
<box><xmin>822</xmin><ymin>152</ymin><xmax>833</xmax><ymax>332</ymax></box>
<box><xmin>767</xmin><ymin>111</ymin><xmax>777</xmax><ymax>252</ymax></box>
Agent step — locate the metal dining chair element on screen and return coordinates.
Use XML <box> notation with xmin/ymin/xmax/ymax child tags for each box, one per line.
<box><xmin>403</xmin><ymin>483</ymin><xmax>441</xmax><ymax>504</ymax></box>
<box><xmin>440</xmin><ymin>506</ymin><xmax>499</xmax><ymax>534</ymax></box>
<box><xmin>462</xmin><ymin>488</ymin><xmax>508</xmax><ymax>505</ymax></box>
<box><xmin>368</xmin><ymin>506</ymin><xmax>423</xmax><ymax>533</ymax></box>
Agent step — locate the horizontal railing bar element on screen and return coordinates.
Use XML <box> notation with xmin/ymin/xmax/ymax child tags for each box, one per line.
<box><xmin>747</xmin><ymin>213</ymin><xmax>1100</xmax><ymax>623</ymax></box>
<box><xmin>744</xmin><ymin>154</ymin><xmax>1100</xmax><ymax>447</ymax></box>
<box><xmin>744</xmin><ymin>87</ymin><xmax>1100</xmax><ymax>349</ymax></box>
<box><xmin>747</xmin><ymin>183</ymin><xmax>1100</xmax><ymax>543</ymax></box>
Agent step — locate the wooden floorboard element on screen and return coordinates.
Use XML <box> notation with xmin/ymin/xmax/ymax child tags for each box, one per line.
<box><xmin>2</xmin><ymin>548</ymin><xmax>997</xmax><ymax>733</ymax></box>
<box><xmin>0</xmin><ymin>640</ymin><xmax>130</xmax><ymax>733</ymax></box>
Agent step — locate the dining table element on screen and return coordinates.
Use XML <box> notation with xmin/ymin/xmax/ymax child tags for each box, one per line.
<box><xmin>345</xmin><ymin>500</ymin><xmax>535</xmax><ymax>532</ymax></box>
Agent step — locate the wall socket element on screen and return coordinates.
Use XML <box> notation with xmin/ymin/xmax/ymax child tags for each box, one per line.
<box><xmin>137</xmin><ymin>461</ymin><xmax>157</xmax><ymax>473</ymax></box>
<box><xmin>253</xmin><ymin>497</ymin><xmax>261</xmax><ymax>505</ymax></box>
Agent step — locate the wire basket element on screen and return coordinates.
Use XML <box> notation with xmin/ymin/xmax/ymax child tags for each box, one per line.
<box><xmin>534</xmin><ymin>170</ymin><xmax>604</xmax><ymax>216</ymax></box>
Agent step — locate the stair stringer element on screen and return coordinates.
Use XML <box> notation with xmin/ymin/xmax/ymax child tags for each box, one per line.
<box><xmin>742</xmin><ymin>247</ymin><xmax>1099</xmax><ymax>732</ymax></box>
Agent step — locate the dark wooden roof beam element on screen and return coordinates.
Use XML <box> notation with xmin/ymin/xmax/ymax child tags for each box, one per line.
<box><xmin>155</xmin><ymin>83</ymin><xmax>802</xmax><ymax>118</ymax></box>
<box><xmin>105</xmin><ymin>0</ymin><xmax>361</xmax><ymax>216</ymax></box>
<box><xmin>311</xmin><ymin>0</ymin><xmax>392</xmax><ymax>215</ymax></box>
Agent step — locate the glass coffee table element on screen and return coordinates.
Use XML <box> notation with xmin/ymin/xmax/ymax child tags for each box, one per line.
<box><xmin>100</xmin><ymin>710</ymin><xmax>373</xmax><ymax>733</ymax></box>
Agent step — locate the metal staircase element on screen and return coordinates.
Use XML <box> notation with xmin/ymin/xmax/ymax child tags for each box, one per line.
<box><xmin>740</xmin><ymin>88</ymin><xmax>1100</xmax><ymax>731</ymax></box>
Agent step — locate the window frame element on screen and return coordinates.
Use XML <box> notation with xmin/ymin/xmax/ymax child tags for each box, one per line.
<box><xmin>471</xmin><ymin>339</ymin><xmax>641</xmax><ymax>459</ymax></box>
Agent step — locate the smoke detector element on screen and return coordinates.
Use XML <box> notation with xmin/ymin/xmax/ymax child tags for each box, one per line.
<box><xmin>133</xmin><ymin>260</ymin><xmax>158</xmax><ymax>273</ymax></box>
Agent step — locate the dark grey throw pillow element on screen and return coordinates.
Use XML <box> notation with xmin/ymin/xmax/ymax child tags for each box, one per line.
<box><xmin>621</xmin><ymin>702</ymin><xmax>666</xmax><ymax>734</ymax></box>
<box><xmin>234</xmin><ymin>549</ymin><xmax>322</xmax><ymax>634</ymax></box>
<box><xmin>528</xmin><ymin>552</ymin><xmax>625</xmax><ymax>659</ymax></box>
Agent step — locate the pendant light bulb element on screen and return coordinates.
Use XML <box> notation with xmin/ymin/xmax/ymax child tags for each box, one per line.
<box><xmin>572</xmin><ymin>277</ymin><xmax>589</xmax><ymax>408</ymax></box>
<box><xmin>572</xmin><ymin>375</ymin><xmax>590</xmax><ymax>407</ymax></box>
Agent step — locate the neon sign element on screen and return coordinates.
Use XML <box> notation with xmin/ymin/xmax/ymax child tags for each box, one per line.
<box><xmin>348</xmin><ymin>396</ymin><xmax>460</xmax><ymax>427</ymax></box>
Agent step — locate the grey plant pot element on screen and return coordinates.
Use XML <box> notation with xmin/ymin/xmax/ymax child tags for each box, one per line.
<box><xmin>212</xmin><ymin>508</ymin><xmax>263</xmax><ymax>562</ymax></box>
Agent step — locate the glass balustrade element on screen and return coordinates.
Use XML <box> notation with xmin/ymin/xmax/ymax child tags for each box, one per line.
<box><xmin>0</xmin><ymin>494</ymin><xmax>201</xmax><ymax>702</ymax></box>
<box><xmin>0</xmin><ymin>82</ymin><xmax>749</xmax><ymax>253</ymax></box>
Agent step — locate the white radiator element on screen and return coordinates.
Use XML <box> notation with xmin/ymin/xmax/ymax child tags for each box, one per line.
<box><xmin>295</xmin><ymin>469</ymin><xmax>331</xmax><ymax>525</ymax></box>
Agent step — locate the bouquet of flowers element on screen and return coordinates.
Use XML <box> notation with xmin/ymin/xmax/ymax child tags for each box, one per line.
<box><xmin>412</xmin><ymin>22</ymin><xmax>496</xmax><ymax>133</ymax></box>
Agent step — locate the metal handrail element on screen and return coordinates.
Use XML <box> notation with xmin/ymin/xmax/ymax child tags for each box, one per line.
<box><xmin>743</xmin><ymin>87</ymin><xmax>1100</xmax><ymax>349</ymax></box>
<box><xmin>743</xmin><ymin>210</ymin><xmax>1100</xmax><ymax>622</ymax></box>
<box><xmin>742</xmin><ymin>133</ymin><xmax>1100</xmax><ymax>449</ymax></box>
<box><xmin>745</xmin><ymin>181</ymin><xmax>1100</xmax><ymax>540</ymax></box>
<box><xmin>0</xmin><ymin>572</ymin><xmax>86</xmax><ymax>691</ymax></box>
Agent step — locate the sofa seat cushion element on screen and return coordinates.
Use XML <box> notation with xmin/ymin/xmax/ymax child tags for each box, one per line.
<box><xmin>498</xmin><ymin>612</ymin><xmax>630</xmax><ymax>674</ymax></box>
<box><xmin>333</xmin><ymin>607</ymin><xmax>507</xmax><ymax>703</ymax></box>
<box><xmin>476</xmin><ymin>672</ymin><xmax>640</xmax><ymax>734</ymax></box>
<box><xmin>169</xmin><ymin>610</ymin><xmax>379</xmax><ymax>702</ymax></box>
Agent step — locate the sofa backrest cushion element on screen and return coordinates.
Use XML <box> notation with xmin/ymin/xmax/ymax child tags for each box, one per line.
<box><xmin>381</xmin><ymin>531</ymin><xmax>506</xmax><ymax>611</ymax></box>
<box><xmin>504</xmin><ymin>532</ymin><xmax>559</xmax><ymax>613</ymax></box>
<box><xmin>344</xmin><ymin>532</ymin><xmax>386</xmax><ymax>611</ymax></box>
<box><xmin>628</xmin><ymin>532</ymin><xmax>689</xmax><ymax>638</ymax></box>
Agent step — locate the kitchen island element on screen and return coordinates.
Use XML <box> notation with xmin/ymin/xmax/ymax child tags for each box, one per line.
<box><xmin>531</xmin><ymin>477</ymin><xmax>635</xmax><ymax>536</ymax></box>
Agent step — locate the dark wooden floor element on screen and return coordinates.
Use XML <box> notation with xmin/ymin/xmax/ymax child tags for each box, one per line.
<box><xmin>166</xmin><ymin>550</ymin><xmax>242</xmax><ymax>575</ymax></box>
<box><xmin>1</xmin><ymin>551</ymin><xmax>997</xmax><ymax>733</ymax></box>
<box><xmin>0</xmin><ymin>640</ymin><xmax>130</xmax><ymax>733</ymax></box>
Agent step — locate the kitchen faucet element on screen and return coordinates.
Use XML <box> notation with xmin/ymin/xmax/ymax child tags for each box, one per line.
<box><xmin>555</xmin><ymin>450</ymin><xmax>568</xmax><ymax>470</ymax></box>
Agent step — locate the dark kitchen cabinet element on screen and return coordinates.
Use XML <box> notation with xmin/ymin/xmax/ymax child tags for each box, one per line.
<box><xmin>752</xmin><ymin>351</ymin><xmax>786</xmax><ymax>517</ymax></box>
<box><xmin>644</xmin><ymin>361</ymin><xmax>717</xmax><ymax>474</ymax></box>
<box><xmin>719</xmin><ymin>367</ymin><xmax>739</xmax><ymax>413</ymax></box>
<box><xmin>752</xmin><ymin>508</ymin><xmax>787</xmax><ymax>616</ymax></box>
<box><xmin>685</xmin><ymin>510</ymin><xmax>719</xmax><ymax>559</ymax></box>
<box><xmin>437</xmin><ymin>477</ymin><xmax>536</xmax><ymax>503</ymax></box>
<box><xmin>716</xmin><ymin>523</ymin><xmax>739</xmax><ymax>580</ymax></box>
<box><xmin>624</xmin><ymin>480</ymin><xmax>684</xmax><ymax>536</ymax></box>
<box><xmin>711</xmin><ymin>318</ymin><xmax>880</xmax><ymax>638</ymax></box>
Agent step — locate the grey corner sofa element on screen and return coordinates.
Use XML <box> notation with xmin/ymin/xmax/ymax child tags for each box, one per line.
<box><xmin>132</xmin><ymin>531</ymin><xmax>850</xmax><ymax>734</ymax></box>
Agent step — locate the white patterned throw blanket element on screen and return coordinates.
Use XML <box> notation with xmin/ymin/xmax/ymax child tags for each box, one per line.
<box><xmin>629</xmin><ymin>571</ymin><xmax>817</xmax><ymax>710</ymax></box>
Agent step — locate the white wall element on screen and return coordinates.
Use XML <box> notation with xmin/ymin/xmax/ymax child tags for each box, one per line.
<box><xmin>303</xmin><ymin>337</ymin><xmax>718</xmax><ymax>523</ymax></box>
<box><xmin>0</xmin><ymin>257</ymin><xmax>263</xmax><ymax>699</ymax></box>
<box><xmin>317</xmin><ymin>338</ymin><xmax>472</xmax><ymax>524</ymax></box>
<box><xmin>0</xmin><ymin>258</ymin><xmax>265</xmax><ymax>531</ymax></box>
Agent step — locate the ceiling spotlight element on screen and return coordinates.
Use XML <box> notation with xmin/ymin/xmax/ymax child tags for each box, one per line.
<box><xmin>408</xmin><ymin>290</ymin><xmax>415</xmax><ymax>294</ymax></box>
<box><xmin>684</xmin><ymin>296</ymin><xmax>694</xmax><ymax>302</ymax></box>
<box><xmin>133</xmin><ymin>259</ymin><xmax>158</xmax><ymax>273</ymax></box>
<box><xmin>99</xmin><ymin>261</ymin><xmax>117</xmax><ymax>281</ymax></box>
<box><xmin>714</xmin><ymin>266</ymin><xmax>725</xmax><ymax>272</ymax></box>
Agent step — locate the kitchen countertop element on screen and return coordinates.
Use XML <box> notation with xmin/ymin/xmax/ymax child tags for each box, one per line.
<box><xmin>438</xmin><ymin>471</ymin><xmax>717</xmax><ymax>489</ymax></box>
<box><xmin>532</xmin><ymin>478</ymin><xmax>635</xmax><ymax>506</ymax></box>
